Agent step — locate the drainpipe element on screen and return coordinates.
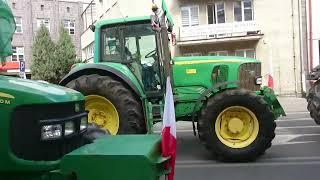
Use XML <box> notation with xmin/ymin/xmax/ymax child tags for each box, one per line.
<box><xmin>298</xmin><ymin>0</ymin><xmax>307</xmax><ymax>95</ymax></box>
<box><xmin>309</xmin><ymin>0</ymin><xmax>313</xmax><ymax>71</ymax></box>
<box><xmin>291</xmin><ymin>0</ymin><xmax>298</xmax><ymax>96</ymax></box>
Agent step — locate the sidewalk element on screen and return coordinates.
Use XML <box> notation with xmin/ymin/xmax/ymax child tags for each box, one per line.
<box><xmin>277</xmin><ymin>97</ymin><xmax>308</xmax><ymax>113</ymax></box>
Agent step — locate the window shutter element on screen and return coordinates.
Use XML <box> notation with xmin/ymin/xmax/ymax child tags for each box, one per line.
<box><xmin>181</xmin><ymin>8</ymin><xmax>190</xmax><ymax>27</ymax></box>
<box><xmin>190</xmin><ymin>6</ymin><xmax>199</xmax><ymax>26</ymax></box>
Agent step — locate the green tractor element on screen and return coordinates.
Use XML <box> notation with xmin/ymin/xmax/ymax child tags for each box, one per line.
<box><xmin>0</xmin><ymin>1</ymin><xmax>170</xmax><ymax>179</ymax></box>
<box><xmin>60</xmin><ymin>2</ymin><xmax>285</xmax><ymax>161</ymax></box>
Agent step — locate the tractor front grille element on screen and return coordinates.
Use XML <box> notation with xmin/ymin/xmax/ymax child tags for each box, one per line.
<box><xmin>238</xmin><ymin>63</ymin><xmax>261</xmax><ymax>91</ymax></box>
<box><xmin>10</xmin><ymin>102</ymin><xmax>86</xmax><ymax>161</ymax></box>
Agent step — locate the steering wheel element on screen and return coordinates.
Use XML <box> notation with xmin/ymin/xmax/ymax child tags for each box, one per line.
<box><xmin>145</xmin><ymin>49</ymin><xmax>157</xmax><ymax>58</ymax></box>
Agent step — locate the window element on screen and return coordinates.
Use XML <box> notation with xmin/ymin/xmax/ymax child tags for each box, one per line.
<box><xmin>215</xmin><ymin>2</ymin><xmax>225</xmax><ymax>24</ymax></box>
<box><xmin>67</xmin><ymin>7</ymin><xmax>70</xmax><ymax>13</ymax></box>
<box><xmin>14</xmin><ymin>17</ymin><xmax>22</xmax><ymax>33</ymax></box>
<box><xmin>234</xmin><ymin>0</ymin><xmax>253</xmax><ymax>22</ymax></box>
<box><xmin>181</xmin><ymin>6</ymin><xmax>199</xmax><ymax>27</ymax></box>
<box><xmin>63</xmin><ymin>20</ymin><xmax>75</xmax><ymax>35</ymax></box>
<box><xmin>101</xmin><ymin>23</ymin><xmax>157</xmax><ymax>63</ymax></box>
<box><xmin>11</xmin><ymin>47</ymin><xmax>24</xmax><ymax>62</ymax></box>
<box><xmin>207</xmin><ymin>2</ymin><xmax>225</xmax><ymax>24</ymax></box>
<box><xmin>207</xmin><ymin>2</ymin><xmax>226</xmax><ymax>24</ymax></box>
<box><xmin>235</xmin><ymin>49</ymin><xmax>255</xmax><ymax>58</ymax></box>
<box><xmin>207</xmin><ymin>4</ymin><xmax>215</xmax><ymax>24</ymax></box>
<box><xmin>85</xmin><ymin>43</ymin><xmax>94</xmax><ymax>60</ymax></box>
<box><xmin>12</xmin><ymin>2</ymin><xmax>16</xmax><ymax>9</ymax></box>
<box><xmin>216</xmin><ymin>51</ymin><xmax>228</xmax><ymax>56</ymax></box>
<box><xmin>209</xmin><ymin>51</ymin><xmax>228</xmax><ymax>56</ymax></box>
<box><xmin>37</xmin><ymin>18</ymin><xmax>50</xmax><ymax>32</ymax></box>
<box><xmin>208</xmin><ymin>51</ymin><xmax>217</xmax><ymax>56</ymax></box>
<box><xmin>41</xmin><ymin>5</ymin><xmax>44</xmax><ymax>11</ymax></box>
<box><xmin>184</xmin><ymin>53</ymin><xmax>201</xmax><ymax>56</ymax></box>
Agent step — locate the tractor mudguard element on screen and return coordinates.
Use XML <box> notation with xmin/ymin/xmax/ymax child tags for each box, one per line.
<box><xmin>59</xmin><ymin>63</ymin><xmax>145</xmax><ymax>98</ymax></box>
<box><xmin>257</xmin><ymin>86</ymin><xmax>286</xmax><ymax>119</ymax></box>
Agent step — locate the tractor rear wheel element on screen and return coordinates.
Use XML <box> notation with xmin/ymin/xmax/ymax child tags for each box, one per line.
<box><xmin>198</xmin><ymin>89</ymin><xmax>275</xmax><ymax>162</ymax></box>
<box><xmin>66</xmin><ymin>74</ymin><xmax>146</xmax><ymax>135</ymax></box>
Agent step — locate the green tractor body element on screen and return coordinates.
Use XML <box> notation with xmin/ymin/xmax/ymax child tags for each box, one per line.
<box><xmin>60</xmin><ymin>3</ymin><xmax>285</xmax><ymax>161</ymax></box>
<box><xmin>0</xmin><ymin>1</ymin><xmax>169</xmax><ymax>179</ymax></box>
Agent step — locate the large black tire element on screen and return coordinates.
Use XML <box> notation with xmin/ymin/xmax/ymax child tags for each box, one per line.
<box><xmin>198</xmin><ymin>89</ymin><xmax>276</xmax><ymax>162</ymax></box>
<box><xmin>66</xmin><ymin>74</ymin><xmax>146</xmax><ymax>134</ymax></box>
<box><xmin>307</xmin><ymin>84</ymin><xmax>320</xmax><ymax>124</ymax></box>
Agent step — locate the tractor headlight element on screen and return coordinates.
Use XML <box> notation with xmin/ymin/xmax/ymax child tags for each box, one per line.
<box><xmin>41</xmin><ymin>124</ymin><xmax>62</xmax><ymax>140</ymax></box>
<box><xmin>64</xmin><ymin>121</ymin><xmax>75</xmax><ymax>136</ymax></box>
<box><xmin>80</xmin><ymin>116</ymin><xmax>88</xmax><ymax>131</ymax></box>
<box><xmin>255</xmin><ymin>76</ymin><xmax>262</xmax><ymax>85</ymax></box>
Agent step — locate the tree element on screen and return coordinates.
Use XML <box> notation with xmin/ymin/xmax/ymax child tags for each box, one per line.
<box><xmin>31</xmin><ymin>25</ymin><xmax>57</xmax><ymax>83</ymax></box>
<box><xmin>54</xmin><ymin>25</ymin><xmax>79</xmax><ymax>82</ymax></box>
<box><xmin>31</xmin><ymin>24</ymin><xmax>79</xmax><ymax>84</ymax></box>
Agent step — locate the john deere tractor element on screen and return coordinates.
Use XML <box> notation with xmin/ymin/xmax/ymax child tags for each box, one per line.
<box><xmin>60</xmin><ymin>2</ymin><xmax>285</xmax><ymax>161</ymax></box>
<box><xmin>0</xmin><ymin>1</ymin><xmax>170</xmax><ymax>179</ymax></box>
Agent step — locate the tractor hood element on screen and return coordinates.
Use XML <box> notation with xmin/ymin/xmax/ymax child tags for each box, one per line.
<box><xmin>172</xmin><ymin>56</ymin><xmax>259</xmax><ymax>65</ymax></box>
<box><xmin>0</xmin><ymin>75</ymin><xmax>84</xmax><ymax>106</ymax></box>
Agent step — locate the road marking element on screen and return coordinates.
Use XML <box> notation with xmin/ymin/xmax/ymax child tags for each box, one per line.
<box><xmin>277</xmin><ymin>125</ymin><xmax>320</xmax><ymax>129</ymax></box>
<box><xmin>276</xmin><ymin>117</ymin><xmax>313</xmax><ymax>122</ymax></box>
<box><xmin>273</xmin><ymin>141</ymin><xmax>317</xmax><ymax>146</ymax></box>
<box><xmin>285</xmin><ymin>111</ymin><xmax>309</xmax><ymax>115</ymax></box>
<box><xmin>176</xmin><ymin>161</ymin><xmax>320</xmax><ymax>168</ymax></box>
<box><xmin>156</xmin><ymin>125</ymin><xmax>320</xmax><ymax>133</ymax></box>
<box><xmin>276</xmin><ymin>133</ymin><xmax>320</xmax><ymax>137</ymax></box>
<box><xmin>176</xmin><ymin>156</ymin><xmax>320</xmax><ymax>165</ymax></box>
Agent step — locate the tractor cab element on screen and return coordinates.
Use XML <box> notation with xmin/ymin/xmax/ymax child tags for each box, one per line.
<box><xmin>100</xmin><ymin>19</ymin><xmax>166</xmax><ymax>98</ymax></box>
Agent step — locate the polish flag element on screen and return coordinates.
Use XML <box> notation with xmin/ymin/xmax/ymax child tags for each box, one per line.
<box><xmin>161</xmin><ymin>77</ymin><xmax>176</xmax><ymax>180</ymax></box>
<box><xmin>268</xmin><ymin>74</ymin><xmax>274</xmax><ymax>89</ymax></box>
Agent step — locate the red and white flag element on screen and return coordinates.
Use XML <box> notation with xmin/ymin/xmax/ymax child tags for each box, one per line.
<box><xmin>161</xmin><ymin>77</ymin><xmax>176</xmax><ymax>180</ymax></box>
<box><xmin>267</xmin><ymin>74</ymin><xmax>274</xmax><ymax>89</ymax></box>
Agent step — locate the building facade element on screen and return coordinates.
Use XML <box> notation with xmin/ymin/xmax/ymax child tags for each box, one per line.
<box><xmin>171</xmin><ymin>0</ymin><xmax>308</xmax><ymax>96</ymax></box>
<box><xmin>307</xmin><ymin>0</ymin><xmax>320</xmax><ymax>72</ymax></box>
<box><xmin>1</xmin><ymin>0</ymin><xmax>83</xmax><ymax>76</ymax></box>
<box><xmin>81</xmin><ymin>0</ymin><xmax>308</xmax><ymax>96</ymax></box>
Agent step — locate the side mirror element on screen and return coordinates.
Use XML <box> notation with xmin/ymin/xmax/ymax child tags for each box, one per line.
<box><xmin>89</xmin><ymin>25</ymin><xmax>95</xmax><ymax>32</ymax></box>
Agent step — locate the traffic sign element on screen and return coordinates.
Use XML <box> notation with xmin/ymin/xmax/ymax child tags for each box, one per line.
<box><xmin>19</xmin><ymin>61</ymin><xmax>25</xmax><ymax>72</ymax></box>
<box><xmin>19</xmin><ymin>61</ymin><xmax>26</xmax><ymax>79</ymax></box>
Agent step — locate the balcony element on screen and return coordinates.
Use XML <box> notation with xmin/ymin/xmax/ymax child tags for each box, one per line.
<box><xmin>177</xmin><ymin>21</ymin><xmax>263</xmax><ymax>46</ymax></box>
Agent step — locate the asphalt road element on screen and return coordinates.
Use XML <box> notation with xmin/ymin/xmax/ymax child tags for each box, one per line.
<box><xmin>157</xmin><ymin>110</ymin><xmax>320</xmax><ymax>180</ymax></box>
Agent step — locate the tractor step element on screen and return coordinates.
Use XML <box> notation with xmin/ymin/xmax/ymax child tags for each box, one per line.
<box><xmin>148</xmin><ymin>101</ymin><xmax>164</xmax><ymax>124</ymax></box>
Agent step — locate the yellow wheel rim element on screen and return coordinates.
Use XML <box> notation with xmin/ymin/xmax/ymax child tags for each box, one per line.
<box><xmin>215</xmin><ymin>106</ymin><xmax>259</xmax><ymax>149</ymax></box>
<box><xmin>85</xmin><ymin>95</ymin><xmax>119</xmax><ymax>135</ymax></box>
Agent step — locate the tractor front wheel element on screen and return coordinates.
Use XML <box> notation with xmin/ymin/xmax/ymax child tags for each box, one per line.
<box><xmin>198</xmin><ymin>89</ymin><xmax>276</xmax><ymax>162</ymax></box>
<box><xmin>66</xmin><ymin>74</ymin><xmax>146</xmax><ymax>135</ymax></box>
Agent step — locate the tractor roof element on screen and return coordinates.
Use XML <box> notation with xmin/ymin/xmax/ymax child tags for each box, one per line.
<box><xmin>95</xmin><ymin>16</ymin><xmax>151</xmax><ymax>29</ymax></box>
<box><xmin>95</xmin><ymin>1</ymin><xmax>174</xmax><ymax>29</ymax></box>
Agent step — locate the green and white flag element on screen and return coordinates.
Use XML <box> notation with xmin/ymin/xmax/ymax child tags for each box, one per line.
<box><xmin>0</xmin><ymin>0</ymin><xmax>16</xmax><ymax>63</ymax></box>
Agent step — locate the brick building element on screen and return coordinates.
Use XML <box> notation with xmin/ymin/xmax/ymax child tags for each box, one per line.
<box><xmin>1</xmin><ymin>0</ymin><xmax>83</xmax><ymax>76</ymax></box>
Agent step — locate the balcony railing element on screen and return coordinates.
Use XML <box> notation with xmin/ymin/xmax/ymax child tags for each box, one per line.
<box><xmin>178</xmin><ymin>21</ymin><xmax>261</xmax><ymax>42</ymax></box>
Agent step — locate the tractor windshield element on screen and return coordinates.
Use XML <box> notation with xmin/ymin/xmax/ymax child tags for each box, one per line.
<box><xmin>102</xmin><ymin>22</ymin><xmax>162</xmax><ymax>92</ymax></box>
<box><xmin>101</xmin><ymin>22</ymin><xmax>157</xmax><ymax>65</ymax></box>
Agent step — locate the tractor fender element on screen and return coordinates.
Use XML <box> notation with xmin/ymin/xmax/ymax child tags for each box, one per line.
<box><xmin>59</xmin><ymin>64</ymin><xmax>145</xmax><ymax>98</ymax></box>
<box><xmin>191</xmin><ymin>81</ymin><xmax>239</xmax><ymax>136</ymax></box>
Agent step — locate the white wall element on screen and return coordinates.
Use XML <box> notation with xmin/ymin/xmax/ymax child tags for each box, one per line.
<box><xmin>311</xmin><ymin>0</ymin><xmax>320</xmax><ymax>68</ymax></box>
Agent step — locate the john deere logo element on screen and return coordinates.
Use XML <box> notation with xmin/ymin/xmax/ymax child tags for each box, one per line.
<box><xmin>0</xmin><ymin>92</ymin><xmax>15</xmax><ymax>105</ymax></box>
